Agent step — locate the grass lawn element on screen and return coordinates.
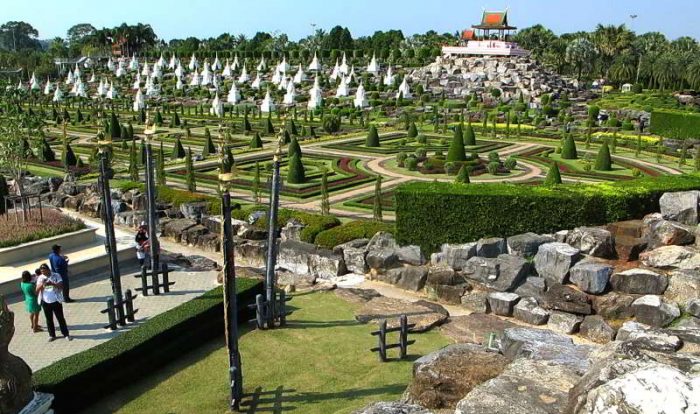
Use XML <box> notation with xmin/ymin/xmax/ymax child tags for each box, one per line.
<box><xmin>84</xmin><ymin>290</ymin><xmax>451</xmax><ymax>414</ymax></box>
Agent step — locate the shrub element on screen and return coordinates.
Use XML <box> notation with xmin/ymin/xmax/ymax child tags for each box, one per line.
<box><xmin>415</xmin><ymin>147</ymin><xmax>428</xmax><ymax>158</ymax></box>
<box><xmin>561</xmin><ymin>134</ymin><xmax>578</xmax><ymax>160</ymax></box>
<box><xmin>595</xmin><ymin>142</ymin><xmax>612</xmax><ymax>171</ymax></box>
<box><xmin>172</xmin><ymin>136</ymin><xmax>185</xmax><ymax>159</ymax></box>
<box><xmin>621</xmin><ymin>119</ymin><xmax>634</xmax><ymax>131</ymax></box>
<box><xmin>455</xmin><ymin>165</ymin><xmax>470</xmax><ymax>184</ymax></box>
<box><xmin>288</xmin><ymin>137</ymin><xmax>302</xmax><ymax>159</ymax></box>
<box><xmin>395</xmin><ymin>174</ymin><xmax>700</xmax><ymax>253</ymax></box>
<box><xmin>447</xmin><ymin>124</ymin><xmax>466</xmax><ymax>161</ymax></box>
<box><xmin>396</xmin><ymin>152</ymin><xmax>408</xmax><ymax>167</ymax></box>
<box><xmin>0</xmin><ymin>209</ymin><xmax>86</xmax><ymax>248</ymax></box>
<box><xmin>231</xmin><ymin>207</ymin><xmax>340</xmax><ymax>244</ymax></box>
<box><xmin>487</xmin><ymin>161</ymin><xmax>499</xmax><ymax>175</ymax></box>
<box><xmin>417</xmin><ymin>134</ymin><xmax>428</xmax><ymax>144</ymax></box>
<box><xmin>405</xmin><ymin>157</ymin><xmax>418</xmax><ymax>171</ymax></box>
<box><xmin>250</xmin><ymin>132</ymin><xmax>263</xmax><ymax>149</ymax></box>
<box><xmin>322</xmin><ymin>114</ymin><xmax>341</xmax><ymax>133</ymax></box>
<box><xmin>544</xmin><ymin>162</ymin><xmax>563</xmax><ymax>186</ymax></box>
<box><xmin>407</xmin><ymin>122</ymin><xmax>418</xmax><ymax>138</ymax></box>
<box><xmin>286</xmin><ymin>154</ymin><xmax>306</xmax><ymax>184</ymax></box>
<box><xmin>463</xmin><ymin>125</ymin><xmax>476</xmax><ymax>146</ymax></box>
<box><xmin>315</xmin><ymin>220</ymin><xmax>394</xmax><ymax>249</ymax></box>
<box><xmin>588</xmin><ymin>105</ymin><xmax>600</xmax><ymax>121</ymax></box>
<box><xmin>34</xmin><ymin>280</ymin><xmax>262</xmax><ymax>413</ymax></box>
<box><xmin>366</xmin><ymin>125</ymin><xmax>380</xmax><ymax>147</ymax></box>
<box><xmin>650</xmin><ymin>110</ymin><xmax>700</xmax><ymax>140</ymax></box>
<box><xmin>444</xmin><ymin>162</ymin><xmax>459</xmax><ymax>175</ymax></box>
<box><xmin>504</xmin><ymin>156</ymin><xmax>517</xmax><ymax>170</ymax></box>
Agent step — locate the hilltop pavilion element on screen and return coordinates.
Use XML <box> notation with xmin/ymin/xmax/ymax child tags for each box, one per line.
<box><xmin>442</xmin><ymin>10</ymin><xmax>529</xmax><ymax>57</ymax></box>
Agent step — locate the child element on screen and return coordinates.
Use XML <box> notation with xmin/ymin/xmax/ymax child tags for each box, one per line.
<box><xmin>20</xmin><ymin>270</ymin><xmax>42</xmax><ymax>333</ymax></box>
<box><xmin>135</xmin><ymin>225</ymin><xmax>149</xmax><ymax>267</ymax></box>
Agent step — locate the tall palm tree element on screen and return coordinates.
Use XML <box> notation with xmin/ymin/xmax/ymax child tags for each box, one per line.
<box><xmin>593</xmin><ymin>24</ymin><xmax>634</xmax><ymax>79</ymax></box>
<box><xmin>653</xmin><ymin>52</ymin><xmax>680</xmax><ymax>91</ymax></box>
<box><xmin>686</xmin><ymin>60</ymin><xmax>700</xmax><ymax>90</ymax></box>
<box><xmin>610</xmin><ymin>52</ymin><xmax>637</xmax><ymax>84</ymax></box>
<box><xmin>565</xmin><ymin>37</ymin><xmax>597</xmax><ymax>80</ymax></box>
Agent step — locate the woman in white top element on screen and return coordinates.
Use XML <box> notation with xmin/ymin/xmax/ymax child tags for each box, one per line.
<box><xmin>36</xmin><ymin>263</ymin><xmax>71</xmax><ymax>342</ymax></box>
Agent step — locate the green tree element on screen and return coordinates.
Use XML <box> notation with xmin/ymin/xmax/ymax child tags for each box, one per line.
<box><xmin>39</xmin><ymin>137</ymin><xmax>55</xmax><ymax>162</ymax></box>
<box><xmin>594</xmin><ymin>141</ymin><xmax>612</xmax><ymax>171</ymax></box>
<box><xmin>320</xmin><ymin>169</ymin><xmax>330</xmax><ymax>216</ymax></box>
<box><xmin>366</xmin><ymin>125</ymin><xmax>380</xmax><ymax>147</ymax></box>
<box><xmin>252</xmin><ymin>161</ymin><xmax>261</xmax><ymax>205</ymax></box>
<box><xmin>286</xmin><ymin>153</ymin><xmax>306</xmax><ymax>184</ymax></box>
<box><xmin>249</xmin><ymin>132</ymin><xmax>263</xmax><ymax>148</ymax></box>
<box><xmin>455</xmin><ymin>165</ymin><xmax>470</xmax><ymax>184</ymax></box>
<box><xmin>128</xmin><ymin>140</ymin><xmax>139</xmax><ymax>181</ymax></box>
<box><xmin>265</xmin><ymin>117</ymin><xmax>275</xmax><ymax>134</ymax></box>
<box><xmin>185</xmin><ymin>147</ymin><xmax>196</xmax><ymax>192</ymax></box>
<box><xmin>0</xmin><ymin>175</ymin><xmax>8</xmax><ymax>214</ymax></box>
<box><xmin>407</xmin><ymin>122</ymin><xmax>418</xmax><ymax>138</ymax></box>
<box><xmin>288</xmin><ymin>136</ymin><xmax>302</xmax><ymax>159</ymax></box>
<box><xmin>204</xmin><ymin>128</ymin><xmax>216</xmax><ymax>154</ymax></box>
<box><xmin>172</xmin><ymin>136</ymin><xmax>185</xmax><ymax>159</ymax></box>
<box><xmin>64</xmin><ymin>143</ymin><xmax>77</xmax><ymax>167</ymax></box>
<box><xmin>464</xmin><ymin>124</ymin><xmax>476</xmax><ymax>146</ymax></box>
<box><xmin>110</xmin><ymin>112</ymin><xmax>121</xmax><ymax>139</ymax></box>
<box><xmin>447</xmin><ymin>124</ymin><xmax>466</xmax><ymax>161</ymax></box>
<box><xmin>156</xmin><ymin>142</ymin><xmax>166</xmax><ymax>186</ymax></box>
<box><xmin>544</xmin><ymin>162</ymin><xmax>563</xmax><ymax>185</ymax></box>
<box><xmin>561</xmin><ymin>134</ymin><xmax>578</xmax><ymax>160</ymax></box>
<box><xmin>373</xmin><ymin>175</ymin><xmax>383</xmax><ymax>222</ymax></box>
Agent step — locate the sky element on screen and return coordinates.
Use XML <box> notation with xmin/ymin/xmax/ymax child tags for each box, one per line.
<box><xmin>3</xmin><ymin>0</ymin><xmax>699</xmax><ymax>42</ymax></box>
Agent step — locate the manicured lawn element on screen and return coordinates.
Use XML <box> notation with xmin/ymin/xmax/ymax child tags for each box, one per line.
<box><xmin>85</xmin><ymin>291</ymin><xmax>451</xmax><ymax>414</ymax></box>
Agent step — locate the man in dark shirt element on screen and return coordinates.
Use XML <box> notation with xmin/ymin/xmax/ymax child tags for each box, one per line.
<box><xmin>48</xmin><ymin>244</ymin><xmax>73</xmax><ymax>303</ymax></box>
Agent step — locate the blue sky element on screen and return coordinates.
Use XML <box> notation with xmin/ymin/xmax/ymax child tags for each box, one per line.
<box><xmin>4</xmin><ymin>0</ymin><xmax>698</xmax><ymax>41</ymax></box>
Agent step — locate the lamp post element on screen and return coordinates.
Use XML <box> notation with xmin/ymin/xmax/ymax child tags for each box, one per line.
<box><xmin>219</xmin><ymin>145</ymin><xmax>243</xmax><ymax>411</ymax></box>
<box><xmin>143</xmin><ymin>112</ymin><xmax>160</xmax><ymax>277</ymax></box>
<box><xmin>263</xmin><ymin>127</ymin><xmax>285</xmax><ymax>328</ymax></box>
<box><xmin>97</xmin><ymin>132</ymin><xmax>125</xmax><ymax>326</ymax></box>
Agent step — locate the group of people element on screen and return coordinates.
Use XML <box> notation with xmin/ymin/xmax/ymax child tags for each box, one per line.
<box><xmin>19</xmin><ymin>244</ymin><xmax>72</xmax><ymax>342</ymax></box>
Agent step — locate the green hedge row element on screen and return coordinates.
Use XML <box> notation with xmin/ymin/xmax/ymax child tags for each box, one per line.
<box><xmin>34</xmin><ymin>279</ymin><xmax>262</xmax><ymax>413</ymax></box>
<box><xmin>232</xmin><ymin>206</ymin><xmax>341</xmax><ymax>244</ymax></box>
<box><xmin>315</xmin><ymin>220</ymin><xmax>395</xmax><ymax>249</ymax></box>
<box><xmin>650</xmin><ymin>110</ymin><xmax>700</xmax><ymax>140</ymax></box>
<box><xmin>395</xmin><ymin>174</ymin><xmax>700</xmax><ymax>253</ymax></box>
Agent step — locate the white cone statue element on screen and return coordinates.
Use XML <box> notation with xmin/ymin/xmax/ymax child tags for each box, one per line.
<box><xmin>257</xmin><ymin>57</ymin><xmax>266</xmax><ymax>71</ymax></box>
<box><xmin>175</xmin><ymin>61</ymin><xmax>184</xmax><ymax>78</ymax></box>
<box><xmin>107</xmin><ymin>82</ymin><xmax>118</xmax><ymax>99</ymax></box>
<box><xmin>107</xmin><ymin>57</ymin><xmax>115</xmax><ymax>72</ymax></box>
<box><xmin>115</xmin><ymin>61</ymin><xmax>126</xmax><ymax>77</ymax></box>
<box><xmin>152</xmin><ymin>63</ymin><xmax>162</xmax><ymax>79</ymax></box>
<box><xmin>232</xmin><ymin>55</ymin><xmax>240</xmax><ymax>70</ymax></box>
<box><xmin>335</xmin><ymin>75</ymin><xmax>349</xmax><ymax>97</ymax></box>
<box><xmin>330</xmin><ymin>59</ymin><xmax>340</xmax><ymax>81</ymax></box>
<box><xmin>43</xmin><ymin>78</ymin><xmax>52</xmax><ymax>95</ymax></box>
<box><xmin>260</xmin><ymin>89</ymin><xmax>275</xmax><ymax>113</ymax></box>
<box><xmin>30</xmin><ymin>74</ymin><xmax>40</xmax><ymax>91</ymax></box>
<box><xmin>210</xmin><ymin>93</ymin><xmax>223</xmax><ymax>117</ymax></box>
<box><xmin>354</xmin><ymin>83</ymin><xmax>369</xmax><ymax>108</ymax></box>
<box><xmin>190</xmin><ymin>69</ymin><xmax>201</xmax><ymax>86</ymax></box>
<box><xmin>176</xmin><ymin>75</ymin><xmax>184</xmax><ymax>90</ymax></box>
<box><xmin>293</xmin><ymin>64</ymin><xmax>306</xmax><ymax>84</ymax></box>
<box><xmin>251</xmin><ymin>73</ymin><xmax>262</xmax><ymax>89</ymax></box>
<box><xmin>141</xmin><ymin>61</ymin><xmax>150</xmax><ymax>77</ymax></box>
<box><xmin>271</xmin><ymin>70</ymin><xmax>282</xmax><ymax>85</ymax></box>
<box><xmin>157</xmin><ymin>53</ymin><xmax>166</xmax><ymax>69</ymax></box>
<box><xmin>133</xmin><ymin>89</ymin><xmax>145</xmax><ymax>112</ymax></box>
<box><xmin>88</xmin><ymin>71</ymin><xmax>96</xmax><ymax>83</ymax></box>
<box><xmin>238</xmin><ymin>64</ymin><xmax>249</xmax><ymax>83</ymax></box>
<box><xmin>16</xmin><ymin>79</ymin><xmax>25</xmax><ymax>91</ymax></box>
<box><xmin>75</xmin><ymin>80</ymin><xmax>87</xmax><ymax>98</ymax></box>
<box><xmin>73</xmin><ymin>64</ymin><xmax>81</xmax><ymax>78</ymax></box>
<box><xmin>201</xmin><ymin>66</ymin><xmax>212</xmax><ymax>86</ymax></box>
<box><xmin>367</xmin><ymin>53</ymin><xmax>380</xmax><ymax>75</ymax></box>
<box><xmin>168</xmin><ymin>55</ymin><xmax>177</xmax><ymax>70</ymax></box>
<box><xmin>222</xmin><ymin>60</ymin><xmax>232</xmax><ymax>78</ymax></box>
<box><xmin>308</xmin><ymin>76</ymin><xmax>323</xmax><ymax>109</ymax></box>
<box><xmin>227</xmin><ymin>81</ymin><xmax>240</xmax><ymax>104</ymax></box>
<box><xmin>133</xmin><ymin>73</ymin><xmax>141</xmax><ymax>90</ymax></box>
<box><xmin>283</xmin><ymin>81</ymin><xmax>296</xmax><ymax>105</ymax></box>
<box><xmin>396</xmin><ymin>76</ymin><xmax>412</xmax><ymax>99</ymax></box>
<box><xmin>188</xmin><ymin>53</ymin><xmax>198</xmax><ymax>71</ymax></box>
<box><xmin>308</xmin><ymin>51</ymin><xmax>321</xmax><ymax>71</ymax></box>
<box><xmin>278</xmin><ymin>76</ymin><xmax>289</xmax><ymax>91</ymax></box>
<box><xmin>213</xmin><ymin>54</ymin><xmax>222</xmax><ymax>71</ymax></box>
<box><xmin>129</xmin><ymin>54</ymin><xmax>139</xmax><ymax>71</ymax></box>
<box><xmin>277</xmin><ymin>56</ymin><xmax>290</xmax><ymax>74</ymax></box>
<box><xmin>52</xmin><ymin>86</ymin><xmax>63</xmax><ymax>102</ymax></box>
<box><xmin>97</xmin><ymin>79</ymin><xmax>107</xmax><ymax>97</ymax></box>
<box><xmin>65</xmin><ymin>70</ymin><xmax>74</xmax><ymax>85</ymax></box>
<box><xmin>383</xmin><ymin>66</ymin><xmax>395</xmax><ymax>86</ymax></box>
<box><xmin>339</xmin><ymin>52</ymin><xmax>349</xmax><ymax>75</ymax></box>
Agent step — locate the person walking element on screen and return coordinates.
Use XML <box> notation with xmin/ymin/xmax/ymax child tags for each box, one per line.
<box><xmin>48</xmin><ymin>244</ymin><xmax>73</xmax><ymax>302</ymax></box>
<box><xmin>135</xmin><ymin>224</ymin><xmax>149</xmax><ymax>267</ymax></box>
<box><xmin>20</xmin><ymin>270</ymin><xmax>42</xmax><ymax>333</ymax></box>
<box><xmin>36</xmin><ymin>263</ymin><xmax>71</xmax><ymax>342</ymax></box>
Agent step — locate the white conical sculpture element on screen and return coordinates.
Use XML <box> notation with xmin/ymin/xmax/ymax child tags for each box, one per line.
<box><xmin>30</xmin><ymin>75</ymin><xmax>40</xmax><ymax>90</ymax></box>
<box><xmin>210</xmin><ymin>93</ymin><xmax>223</xmax><ymax>117</ymax></box>
<box><xmin>175</xmin><ymin>61</ymin><xmax>184</xmax><ymax>78</ymax></box>
<box><xmin>75</xmin><ymin>80</ymin><xmax>87</xmax><ymax>98</ymax></box>
<box><xmin>238</xmin><ymin>64</ymin><xmax>249</xmax><ymax>83</ymax></box>
<box><xmin>129</xmin><ymin>55</ymin><xmax>139</xmax><ymax>71</ymax></box>
<box><xmin>345</xmin><ymin>71</ymin><xmax>353</xmax><ymax>87</ymax></box>
<box><xmin>69</xmin><ymin>81</ymin><xmax>77</xmax><ymax>95</ymax></box>
<box><xmin>201</xmin><ymin>67</ymin><xmax>212</xmax><ymax>86</ymax></box>
<box><xmin>52</xmin><ymin>86</ymin><xmax>63</xmax><ymax>102</ymax></box>
<box><xmin>396</xmin><ymin>77</ymin><xmax>412</xmax><ymax>99</ymax></box>
<box><xmin>293</xmin><ymin>64</ymin><xmax>306</xmax><ymax>84</ymax></box>
<box><xmin>16</xmin><ymin>79</ymin><xmax>25</xmax><ymax>91</ymax></box>
<box><xmin>133</xmin><ymin>73</ymin><xmax>141</xmax><ymax>90</ymax></box>
<box><xmin>271</xmin><ymin>70</ymin><xmax>282</xmax><ymax>85</ymax></box>
<box><xmin>348</xmin><ymin>65</ymin><xmax>356</xmax><ymax>81</ymax></box>
<box><xmin>222</xmin><ymin>60</ymin><xmax>232</xmax><ymax>77</ymax></box>
<box><xmin>65</xmin><ymin>69</ymin><xmax>74</xmax><ymax>85</ymax></box>
<box><xmin>278</xmin><ymin>76</ymin><xmax>289</xmax><ymax>91</ymax></box>
<box><xmin>339</xmin><ymin>52</ymin><xmax>349</xmax><ymax>75</ymax></box>
<box><xmin>107</xmin><ymin>57</ymin><xmax>115</xmax><ymax>71</ymax></box>
<box><xmin>97</xmin><ymin>79</ymin><xmax>106</xmax><ymax>96</ymax></box>
<box><xmin>260</xmin><ymin>89</ymin><xmax>275</xmax><ymax>113</ymax></box>
<box><xmin>188</xmin><ymin>53</ymin><xmax>198</xmax><ymax>71</ymax></box>
<box><xmin>145</xmin><ymin>75</ymin><xmax>159</xmax><ymax>97</ymax></box>
<box><xmin>227</xmin><ymin>81</ymin><xmax>240</xmax><ymax>104</ymax></box>
<box><xmin>257</xmin><ymin>57</ymin><xmax>266</xmax><ymax>71</ymax></box>
<box><xmin>213</xmin><ymin>73</ymin><xmax>221</xmax><ymax>90</ymax></box>
<box><xmin>335</xmin><ymin>75</ymin><xmax>349</xmax><ymax>97</ymax></box>
<box><xmin>168</xmin><ymin>55</ymin><xmax>177</xmax><ymax>70</ymax></box>
<box><xmin>367</xmin><ymin>53</ymin><xmax>380</xmax><ymax>74</ymax></box>
<box><xmin>330</xmin><ymin>59</ymin><xmax>340</xmax><ymax>81</ymax></box>
<box><xmin>157</xmin><ymin>53</ymin><xmax>166</xmax><ymax>69</ymax></box>
<box><xmin>232</xmin><ymin>55</ymin><xmax>240</xmax><ymax>70</ymax></box>
<box><xmin>283</xmin><ymin>81</ymin><xmax>296</xmax><ymax>105</ymax></box>
<box><xmin>251</xmin><ymin>73</ymin><xmax>262</xmax><ymax>89</ymax></box>
<box><xmin>190</xmin><ymin>69</ymin><xmax>201</xmax><ymax>86</ymax></box>
<box><xmin>133</xmin><ymin>89</ymin><xmax>145</xmax><ymax>111</ymax></box>
<box><xmin>88</xmin><ymin>71</ymin><xmax>96</xmax><ymax>83</ymax></box>
<box><xmin>141</xmin><ymin>61</ymin><xmax>150</xmax><ymax>77</ymax></box>
<box><xmin>176</xmin><ymin>75</ymin><xmax>184</xmax><ymax>90</ymax></box>
<box><xmin>213</xmin><ymin>54</ymin><xmax>222</xmax><ymax>71</ymax></box>
<box><xmin>29</xmin><ymin>72</ymin><xmax>37</xmax><ymax>85</ymax></box>
<box><xmin>115</xmin><ymin>61</ymin><xmax>125</xmax><ymax>77</ymax></box>
<box><xmin>354</xmin><ymin>83</ymin><xmax>368</xmax><ymax>108</ymax></box>
<box><xmin>307</xmin><ymin>77</ymin><xmax>323</xmax><ymax>109</ymax></box>
<box><xmin>277</xmin><ymin>56</ymin><xmax>290</xmax><ymax>74</ymax></box>
<box><xmin>383</xmin><ymin>66</ymin><xmax>395</xmax><ymax>86</ymax></box>
<box><xmin>308</xmin><ymin>51</ymin><xmax>321</xmax><ymax>71</ymax></box>
<box><xmin>107</xmin><ymin>82</ymin><xmax>118</xmax><ymax>99</ymax></box>
<box><xmin>74</xmin><ymin>64</ymin><xmax>81</xmax><ymax>78</ymax></box>
<box><xmin>43</xmin><ymin>78</ymin><xmax>52</xmax><ymax>95</ymax></box>
<box><xmin>152</xmin><ymin>64</ymin><xmax>162</xmax><ymax>78</ymax></box>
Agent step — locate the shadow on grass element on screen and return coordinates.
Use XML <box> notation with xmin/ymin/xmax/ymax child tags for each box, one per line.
<box><xmin>241</xmin><ymin>383</ymin><xmax>407</xmax><ymax>414</ymax></box>
<box><xmin>284</xmin><ymin>319</ymin><xmax>362</xmax><ymax>329</ymax></box>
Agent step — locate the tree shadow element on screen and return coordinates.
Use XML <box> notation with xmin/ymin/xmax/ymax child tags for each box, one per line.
<box><xmin>284</xmin><ymin>319</ymin><xmax>362</xmax><ymax>330</ymax></box>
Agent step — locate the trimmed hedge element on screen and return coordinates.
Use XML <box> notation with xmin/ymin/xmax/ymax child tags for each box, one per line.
<box><xmin>650</xmin><ymin>110</ymin><xmax>700</xmax><ymax>140</ymax></box>
<box><xmin>315</xmin><ymin>220</ymin><xmax>395</xmax><ymax>249</ymax></box>
<box><xmin>395</xmin><ymin>174</ymin><xmax>700</xmax><ymax>253</ymax></box>
<box><xmin>232</xmin><ymin>207</ymin><xmax>341</xmax><ymax>244</ymax></box>
<box><xmin>34</xmin><ymin>279</ymin><xmax>262</xmax><ymax>413</ymax></box>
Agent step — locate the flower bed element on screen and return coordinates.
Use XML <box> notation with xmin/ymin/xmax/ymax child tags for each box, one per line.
<box><xmin>0</xmin><ymin>209</ymin><xmax>86</xmax><ymax>248</ymax></box>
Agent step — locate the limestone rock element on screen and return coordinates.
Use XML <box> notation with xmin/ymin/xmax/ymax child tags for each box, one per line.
<box><xmin>590</xmin><ymin>292</ymin><xmax>637</xmax><ymax>321</ymax></box>
<box><xmin>388</xmin><ymin>266</ymin><xmax>428</xmax><ymax>292</ymax></box>
<box><xmin>475</xmin><ymin>237</ymin><xmax>506</xmax><ymax>258</ymax></box>
<box><xmin>179</xmin><ymin>201</ymin><xmax>209</xmax><ymax>219</ymax></box>
<box><xmin>639</xmin><ymin>245</ymin><xmax>700</xmax><ymax>270</ymax></box>
<box><xmin>534</xmin><ymin>242</ymin><xmax>581</xmax><ymax>284</ymax></box>
<box><xmin>513</xmin><ymin>297</ymin><xmax>549</xmax><ymax>325</ymax></box>
<box><xmin>435</xmin><ymin>242</ymin><xmax>476</xmax><ymax>270</ymax></box>
<box><xmin>425</xmin><ymin>266</ymin><xmax>458</xmax><ymax>287</ymax></box>
<box><xmin>500</xmin><ymin>327</ymin><xmax>593</xmax><ymax>373</ymax></box>
<box><xmin>280</xmin><ymin>219</ymin><xmax>305</xmax><ymax>242</ymax></box>
<box><xmin>548</xmin><ymin>310</ymin><xmax>584</xmax><ymax>334</ymax></box>
<box><xmin>455</xmin><ymin>359</ymin><xmax>581</xmax><ymax>414</ymax></box>
<box><xmin>514</xmin><ymin>277</ymin><xmax>547</xmax><ymax>300</ymax></box>
<box><xmin>615</xmin><ymin>321</ymin><xmax>682</xmax><ymax>352</ymax></box>
<box><xmin>632</xmin><ymin>295</ymin><xmax>681</xmax><ymax>328</ymax></box>
<box><xmin>404</xmin><ymin>344</ymin><xmax>508</xmax><ymax>410</ymax></box>
<box><xmin>569</xmin><ymin>262</ymin><xmax>613</xmax><ymax>294</ymax></box>
<box><xmin>460</xmin><ymin>291</ymin><xmax>490</xmax><ymax>313</ymax></box>
<box><xmin>647</xmin><ymin>219</ymin><xmax>696</xmax><ymax>248</ymax></box>
<box><xmin>541</xmin><ymin>284</ymin><xmax>592</xmax><ymax>315</ymax></box>
<box><xmin>487</xmin><ymin>292</ymin><xmax>520</xmax><ymax>316</ymax></box>
<box><xmin>579</xmin><ymin>315</ymin><xmax>615</xmax><ymax>344</ymax></box>
<box><xmin>506</xmin><ymin>232</ymin><xmax>554</xmax><ymax>257</ymax></box>
<box><xmin>236</xmin><ymin>223</ymin><xmax>267</xmax><ymax>240</ymax></box>
<box><xmin>355</xmin><ymin>297</ymin><xmax>448</xmax><ymax>332</ymax></box>
<box><xmin>462</xmin><ymin>254</ymin><xmax>530</xmax><ymax>292</ymax></box>
<box><xmin>334</xmin><ymin>239</ymin><xmax>369</xmax><ymax>275</ymax></box>
<box><xmin>440</xmin><ymin>313</ymin><xmax>516</xmax><ymax>345</ymax></box>
<box><xmin>161</xmin><ymin>218</ymin><xmax>197</xmax><ymax>242</ymax></box>
<box><xmin>566</xmin><ymin>226</ymin><xmax>615</xmax><ymax>258</ymax></box>
<box><xmin>659</xmin><ymin>190</ymin><xmax>700</xmax><ymax>225</ymax></box>
<box><xmin>688</xmin><ymin>299</ymin><xmax>700</xmax><ymax>318</ymax></box>
<box><xmin>610</xmin><ymin>268</ymin><xmax>668</xmax><ymax>295</ymax></box>
<box><xmin>352</xmin><ymin>402</ymin><xmax>433</xmax><ymax>414</ymax></box>
<box><xmin>335</xmin><ymin>288</ymin><xmax>381</xmax><ymax>305</ymax></box>
<box><xmin>234</xmin><ymin>239</ymin><xmax>267</xmax><ymax>268</ymax></box>
<box><xmin>435</xmin><ymin>284</ymin><xmax>468</xmax><ymax>304</ymax></box>
<box><xmin>664</xmin><ymin>269</ymin><xmax>700</xmax><ymax>305</ymax></box>
<box><xmin>366</xmin><ymin>249</ymin><xmax>400</xmax><ymax>272</ymax></box>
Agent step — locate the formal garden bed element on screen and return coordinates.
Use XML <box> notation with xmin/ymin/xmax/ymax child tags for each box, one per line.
<box><xmin>0</xmin><ymin>208</ymin><xmax>86</xmax><ymax>249</ymax></box>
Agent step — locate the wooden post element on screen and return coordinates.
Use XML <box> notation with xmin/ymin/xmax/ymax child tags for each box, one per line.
<box><xmin>140</xmin><ymin>266</ymin><xmax>149</xmax><ymax>296</ymax></box>
<box><xmin>399</xmin><ymin>314</ymin><xmax>408</xmax><ymax>359</ymax></box>
<box><xmin>161</xmin><ymin>263</ymin><xmax>170</xmax><ymax>293</ymax></box>
<box><xmin>378</xmin><ymin>319</ymin><xmax>387</xmax><ymax>362</ymax></box>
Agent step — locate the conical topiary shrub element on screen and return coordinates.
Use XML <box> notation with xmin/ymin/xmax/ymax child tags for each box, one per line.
<box><xmin>561</xmin><ymin>134</ymin><xmax>578</xmax><ymax>160</ymax></box>
<box><xmin>289</xmin><ymin>137</ymin><xmax>302</xmax><ymax>159</ymax></box>
<box><xmin>544</xmin><ymin>162</ymin><xmax>563</xmax><ymax>185</ymax></box>
<box><xmin>594</xmin><ymin>142</ymin><xmax>612</xmax><ymax>171</ymax></box>
<box><xmin>407</xmin><ymin>122</ymin><xmax>418</xmax><ymax>138</ymax></box>
<box><xmin>286</xmin><ymin>153</ymin><xmax>306</xmax><ymax>184</ymax></box>
<box><xmin>172</xmin><ymin>136</ymin><xmax>186</xmax><ymax>159</ymax></box>
<box><xmin>455</xmin><ymin>165</ymin><xmax>470</xmax><ymax>184</ymax></box>
<box><xmin>64</xmin><ymin>143</ymin><xmax>77</xmax><ymax>167</ymax></box>
<box><xmin>366</xmin><ymin>125</ymin><xmax>380</xmax><ymax>147</ymax></box>
<box><xmin>463</xmin><ymin>124</ymin><xmax>476</xmax><ymax>146</ymax></box>
<box><xmin>249</xmin><ymin>132</ymin><xmax>263</xmax><ymax>149</ymax></box>
<box><xmin>447</xmin><ymin>124</ymin><xmax>467</xmax><ymax>162</ymax></box>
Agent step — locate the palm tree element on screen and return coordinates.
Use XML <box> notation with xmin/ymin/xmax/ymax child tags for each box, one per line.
<box><xmin>653</xmin><ymin>52</ymin><xmax>680</xmax><ymax>91</ymax></box>
<box><xmin>610</xmin><ymin>52</ymin><xmax>637</xmax><ymax>84</ymax></box>
<box><xmin>593</xmin><ymin>24</ymin><xmax>634</xmax><ymax>79</ymax></box>
<box><xmin>686</xmin><ymin>60</ymin><xmax>700</xmax><ymax>90</ymax></box>
<box><xmin>633</xmin><ymin>32</ymin><xmax>668</xmax><ymax>84</ymax></box>
<box><xmin>566</xmin><ymin>37</ymin><xmax>597</xmax><ymax>80</ymax></box>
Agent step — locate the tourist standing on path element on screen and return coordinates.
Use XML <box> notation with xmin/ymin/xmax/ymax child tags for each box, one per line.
<box><xmin>135</xmin><ymin>224</ymin><xmax>150</xmax><ymax>267</ymax></box>
<box><xmin>36</xmin><ymin>264</ymin><xmax>71</xmax><ymax>342</ymax></box>
<box><xmin>20</xmin><ymin>270</ymin><xmax>42</xmax><ymax>333</ymax></box>
<box><xmin>48</xmin><ymin>244</ymin><xmax>73</xmax><ymax>302</ymax></box>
